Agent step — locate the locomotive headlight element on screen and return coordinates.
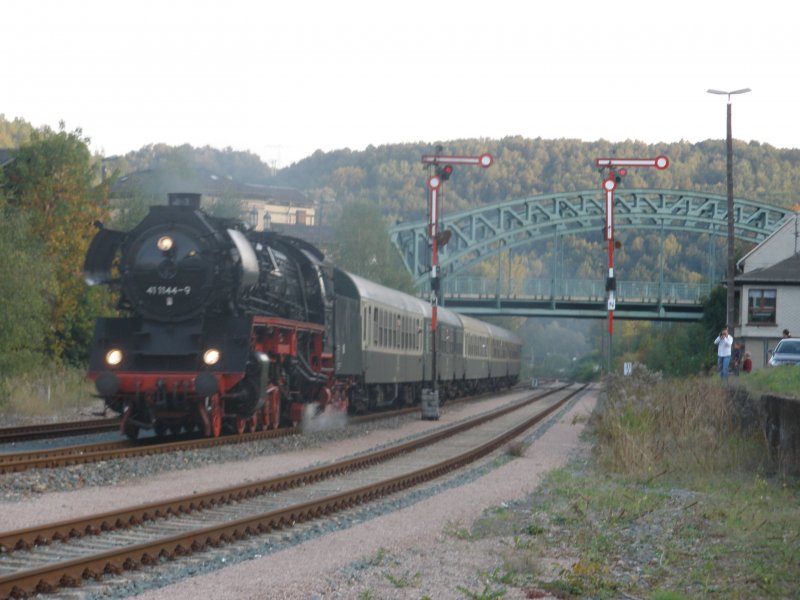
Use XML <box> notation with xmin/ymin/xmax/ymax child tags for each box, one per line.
<box><xmin>105</xmin><ymin>349</ymin><xmax>124</xmax><ymax>367</ymax></box>
<box><xmin>157</xmin><ymin>235</ymin><xmax>174</xmax><ymax>252</ymax></box>
<box><xmin>203</xmin><ymin>348</ymin><xmax>221</xmax><ymax>366</ymax></box>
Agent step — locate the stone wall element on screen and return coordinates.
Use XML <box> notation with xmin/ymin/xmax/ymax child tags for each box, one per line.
<box><xmin>763</xmin><ymin>394</ymin><xmax>800</xmax><ymax>476</ymax></box>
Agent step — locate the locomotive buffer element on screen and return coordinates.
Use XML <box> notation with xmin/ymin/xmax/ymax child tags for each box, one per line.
<box><xmin>420</xmin><ymin>151</ymin><xmax>494</xmax><ymax>419</ymax></box>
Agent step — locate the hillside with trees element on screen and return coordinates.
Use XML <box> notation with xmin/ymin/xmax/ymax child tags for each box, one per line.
<box><xmin>2</xmin><ymin>113</ymin><xmax>798</xmax><ymax>382</ymax></box>
<box><xmin>271</xmin><ymin>136</ymin><xmax>800</xmax><ymax>221</ymax></box>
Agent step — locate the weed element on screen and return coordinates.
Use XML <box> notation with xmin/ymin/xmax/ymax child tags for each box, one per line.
<box><xmin>368</xmin><ymin>546</ymin><xmax>386</xmax><ymax>566</ymax></box>
<box><xmin>739</xmin><ymin>365</ymin><xmax>800</xmax><ymax>397</ymax></box>
<box><xmin>357</xmin><ymin>590</ymin><xmax>374</xmax><ymax>600</ymax></box>
<box><xmin>383</xmin><ymin>571</ymin><xmax>420</xmax><ymax>588</ymax></box>
<box><xmin>0</xmin><ymin>365</ymin><xmax>97</xmax><ymax>418</ymax></box>
<box><xmin>443</xmin><ymin>519</ymin><xmax>473</xmax><ymax>540</ymax></box>
<box><xmin>456</xmin><ymin>583</ymin><xmax>506</xmax><ymax>599</ymax></box>
<box><xmin>525</xmin><ymin>523</ymin><xmax>545</xmax><ymax>536</ymax></box>
<box><xmin>651</xmin><ymin>592</ymin><xmax>689</xmax><ymax>600</ymax></box>
<box><xmin>483</xmin><ymin>567</ymin><xmax>517</xmax><ymax>585</ymax></box>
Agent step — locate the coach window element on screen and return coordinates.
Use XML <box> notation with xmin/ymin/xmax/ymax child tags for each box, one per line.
<box><xmin>373</xmin><ymin>307</ymin><xmax>379</xmax><ymax>345</ymax></box>
<box><xmin>363</xmin><ymin>307</ymin><xmax>368</xmax><ymax>344</ymax></box>
<box><xmin>383</xmin><ymin>310</ymin><xmax>388</xmax><ymax>347</ymax></box>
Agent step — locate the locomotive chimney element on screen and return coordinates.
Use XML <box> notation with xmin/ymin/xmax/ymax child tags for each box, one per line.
<box><xmin>168</xmin><ymin>192</ymin><xmax>202</xmax><ymax>208</ymax></box>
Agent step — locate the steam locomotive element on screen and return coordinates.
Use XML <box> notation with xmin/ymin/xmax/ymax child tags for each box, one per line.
<box><xmin>84</xmin><ymin>193</ymin><xmax>521</xmax><ymax>439</ymax></box>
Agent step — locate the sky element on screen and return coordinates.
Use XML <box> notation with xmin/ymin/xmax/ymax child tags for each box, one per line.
<box><xmin>5</xmin><ymin>0</ymin><xmax>799</xmax><ymax>168</ymax></box>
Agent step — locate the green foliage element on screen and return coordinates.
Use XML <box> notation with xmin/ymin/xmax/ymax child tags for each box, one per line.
<box><xmin>598</xmin><ymin>370</ymin><xmax>765</xmax><ymax>476</ymax></box>
<box><xmin>604</xmin><ymin>286</ymin><xmax>729</xmax><ymax>376</ymax></box>
<box><xmin>274</xmin><ymin>137</ymin><xmax>800</xmax><ymax>220</ymax></box>
<box><xmin>383</xmin><ymin>571</ymin><xmax>421</xmax><ymax>588</ymax></box>
<box><xmin>106</xmin><ymin>143</ymin><xmax>276</xmax><ymax>184</ymax></box>
<box><xmin>0</xmin><ymin>364</ymin><xmax>96</xmax><ymax>414</ymax></box>
<box><xmin>1</xmin><ymin>122</ymin><xmax>110</xmax><ymax>363</ymax></box>
<box><xmin>0</xmin><ymin>196</ymin><xmax>53</xmax><ymax>377</ymax></box>
<box><xmin>569</xmin><ymin>351</ymin><xmax>603</xmax><ymax>382</ymax></box>
<box><xmin>519</xmin><ymin>465</ymin><xmax>800</xmax><ymax>599</ymax></box>
<box><xmin>330</xmin><ymin>199</ymin><xmax>416</xmax><ymax>293</ymax></box>
<box><xmin>456</xmin><ymin>584</ymin><xmax>506</xmax><ymax>599</ymax></box>
<box><xmin>739</xmin><ymin>366</ymin><xmax>800</xmax><ymax>397</ymax></box>
<box><xmin>0</xmin><ymin>114</ymin><xmax>34</xmax><ymax>148</ymax></box>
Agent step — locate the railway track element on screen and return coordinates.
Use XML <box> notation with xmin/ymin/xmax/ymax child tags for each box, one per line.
<box><xmin>0</xmin><ymin>387</ymin><xmax>549</xmax><ymax>475</ymax></box>
<box><xmin>0</xmin><ymin>383</ymin><xmax>586</xmax><ymax>599</ymax></box>
<box><xmin>0</xmin><ymin>418</ymin><xmax>121</xmax><ymax>444</ymax></box>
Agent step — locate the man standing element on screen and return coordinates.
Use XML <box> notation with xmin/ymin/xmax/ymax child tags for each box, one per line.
<box><xmin>714</xmin><ymin>327</ymin><xmax>733</xmax><ymax>380</ymax></box>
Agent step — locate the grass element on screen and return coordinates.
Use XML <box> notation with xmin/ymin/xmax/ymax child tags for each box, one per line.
<box><xmin>737</xmin><ymin>365</ymin><xmax>800</xmax><ymax>397</ymax></box>
<box><xmin>460</xmin><ymin>368</ymin><xmax>800</xmax><ymax>599</ymax></box>
<box><xmin>0</xmin><ymin>365</ymin><xmax>98</xmax><ymax>420</ymax></box>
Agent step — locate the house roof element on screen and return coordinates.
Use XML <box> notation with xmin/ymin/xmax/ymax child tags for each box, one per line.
<box><xmin>735</xmin><ymin>253</ymin><xmax>800</xmax><ymax>285</ymax></box>
<box><xmin>737</xmin><ymin>213</ymin><xmax>800</xmax><ymax>271</ymax></box>
<box><xmin>111</xmin><ymin>167</ymin><xmax>311</xmax><ymax>206</ymax></box>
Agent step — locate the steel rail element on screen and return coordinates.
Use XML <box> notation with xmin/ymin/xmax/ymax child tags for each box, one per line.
<box><xmin>0</xmin><ymin>384</ymin><xmax>583</xmax><ymax>598</ymax></box>
<box><xmin>0</xmin><ymin>389</ymin><xmax>523</xmax><ymax>474</ymax></box>
<box><xmin>0</xmin><ymin>418</ymin><xmax>121</xmax><ymax>444</ymax></box>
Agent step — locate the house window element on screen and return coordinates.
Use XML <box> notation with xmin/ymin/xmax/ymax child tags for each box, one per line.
<box><xmin>296</xmin><ymin>210</ymin><xmax>307</xmax><ymax>225</ymax></box>
<box><xmin>748</xmin><ymin>289</ymin><xmax>776</xmax><ymax>324</ymax></box>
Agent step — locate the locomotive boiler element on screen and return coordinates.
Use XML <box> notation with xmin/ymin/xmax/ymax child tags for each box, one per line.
<box><xmin>84</xmin><ymin>193</ymin><xmax>521</xmax><ymax>439</ymax></box>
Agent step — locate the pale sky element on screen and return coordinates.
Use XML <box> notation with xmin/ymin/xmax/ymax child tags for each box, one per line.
<box><xmin>5</xmin><ymin>0</ymin><xmax>798</xmax><ymax>168</ymax></box>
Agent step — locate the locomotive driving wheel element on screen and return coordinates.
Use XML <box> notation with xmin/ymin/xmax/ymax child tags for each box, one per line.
<box><xmin>261</xmin><ymin>385</ymin><xmax>281</xmax><ymax>429</ymax></box>
<box><xmin>121</xmin><ymin>404</ymin><xmax>139</xmax><ymax>440</ymax></box>
<box><xmin>235</xmin><ymin>415</ymin><xmax>247</xmax><ymax>435</ymax></box>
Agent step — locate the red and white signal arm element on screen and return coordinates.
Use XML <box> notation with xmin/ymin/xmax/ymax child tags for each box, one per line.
<box><xmin>595</xmin><ymin>155</ymin><xmax>669</xmax><ymax>170</ymax></box>
<box><xmin>421</xmin><ymin>153</ymin><xmax>494</xmax><ymax>168</ymax></box>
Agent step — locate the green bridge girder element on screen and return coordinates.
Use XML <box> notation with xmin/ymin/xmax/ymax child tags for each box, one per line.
<box><xmin>388</xmin><ymin>189</ymin><xmax>793</xmax><ymax>320</ymax></box>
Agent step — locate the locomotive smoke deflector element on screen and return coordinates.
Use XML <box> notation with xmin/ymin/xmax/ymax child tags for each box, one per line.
<box><xmin>84</xmin><ymin>227</ymin><xmax>124</xmax><ymax>285</ymax></box>
<box><xmin>227</xmin><ymin>228</ymin><xmax>259</xmax><ymax>288</ymax></box>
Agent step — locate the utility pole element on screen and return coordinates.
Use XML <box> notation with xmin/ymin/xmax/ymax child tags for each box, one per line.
<box><xmin>707</xmin><ymin>88</ymin><xmax>751</xmax><ymax>334</ymax></box>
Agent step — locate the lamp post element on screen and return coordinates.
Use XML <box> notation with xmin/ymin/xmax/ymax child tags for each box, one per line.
<box><xmin>707</xmin><ymin>87</ymin><xmax>751</xmax><ymax>334</ymax></box>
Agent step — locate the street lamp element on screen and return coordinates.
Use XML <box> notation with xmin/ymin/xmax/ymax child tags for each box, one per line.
<box><xmin>707</xmin><ymin>87</ymin><xmax>751</xmax><ymax>334</ymax></box>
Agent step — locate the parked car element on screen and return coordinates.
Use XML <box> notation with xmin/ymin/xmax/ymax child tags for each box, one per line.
<box><xmin>768</xmin><ymin>338</ymin><xmax>800</xmax><ymax>366</ymax></box>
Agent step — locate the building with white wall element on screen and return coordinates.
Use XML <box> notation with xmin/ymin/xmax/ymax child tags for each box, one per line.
<box><xmin>735</xmin><ymin>213</ymin><xmax>800</xmax><ymax>368</ymax></box>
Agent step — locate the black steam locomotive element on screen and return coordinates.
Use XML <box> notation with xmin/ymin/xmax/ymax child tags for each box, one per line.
<box><xmin>84</xmin><ymin>193</ymin><xmax>520</xmax><ymax>438</ymax></box>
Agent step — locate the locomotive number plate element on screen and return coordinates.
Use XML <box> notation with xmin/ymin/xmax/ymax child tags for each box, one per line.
<box><xmin>145</xmin><ymin>286</ymin><xmax>192</xmax><ymax>296</ymax></box>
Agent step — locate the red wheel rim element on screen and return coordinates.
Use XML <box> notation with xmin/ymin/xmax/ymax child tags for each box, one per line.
<box><xmin>210</xmin><ymin>395</ymin><xmax>222</xmax><ymax>437</ymax></box>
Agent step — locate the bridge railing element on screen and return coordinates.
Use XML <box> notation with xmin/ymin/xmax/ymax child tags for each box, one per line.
<box><xmin>419</xmin><ymin>277</ymin><xmax>712</xmax><ymax>305</ymax></box>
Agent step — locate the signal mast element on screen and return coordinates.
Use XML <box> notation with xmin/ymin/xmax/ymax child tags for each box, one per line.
<box><xmin>594</xmin><ymin>154</ymin><xmax>669</xmax><ymax>371</ymax></box>
<box><xmin>420</xmin><ymin>149</ymin><xmax>493</xmax><ymax>419</ymax></box>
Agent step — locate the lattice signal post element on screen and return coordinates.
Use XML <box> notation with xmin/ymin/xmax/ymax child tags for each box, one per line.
<box><xmin>595</xmin><ymin>155</ymin><xmax>669</xmax><ymax>371</ymax></box>
<box><xmin>420</xmin><ymin>151</ymin><xmax>493</xmax><ymax>418</ymax></box>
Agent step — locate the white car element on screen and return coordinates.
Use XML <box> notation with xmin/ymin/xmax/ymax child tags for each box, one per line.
<box><xmin>768</xmin><ymin>338</ymin><xmax>800</xmax><ymax>366</ymax></box>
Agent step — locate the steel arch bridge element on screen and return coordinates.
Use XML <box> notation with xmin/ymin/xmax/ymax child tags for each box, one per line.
<box><xmin>388</xmin><ymin>189</ymin><xmax>793</xmax><ymax>320</ymax></box>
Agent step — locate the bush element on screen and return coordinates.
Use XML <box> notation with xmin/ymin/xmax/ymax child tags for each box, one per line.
<box><xmin>0</xmin><ymin>365</ymin><xmax>97</xmax><ymax>419</ymax></box>
<box><xmin>594</xmin><ymin>368</ymin><xmax>766</xmax><ymax>476</ymax></box>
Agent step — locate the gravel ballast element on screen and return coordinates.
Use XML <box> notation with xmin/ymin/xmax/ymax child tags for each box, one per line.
<box><xmin>1</xmin><ymin>386</ymin><xmax>596</xmax><ymax>598</ymax></box>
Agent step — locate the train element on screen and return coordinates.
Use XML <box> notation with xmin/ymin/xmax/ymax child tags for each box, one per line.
<box><xmin>83</xmin><ymin>193</ymin><xmax>521</xmax><ymax>439</ymax></box>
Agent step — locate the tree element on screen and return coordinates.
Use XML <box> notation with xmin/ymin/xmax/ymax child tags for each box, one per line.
<box><xmin>1</xmin><ymin>123</ymin><xmax>110</xmax><ymax>363</ymax></box>
<box><xmin>0</xmin><ymin>195</ymin><xmax>54</xmax><ymax>376</ymax></box>
<box><xmin>331</xmin><ymin>199</ymin><xmax>415</xmax><ymax>294</ymax></box>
